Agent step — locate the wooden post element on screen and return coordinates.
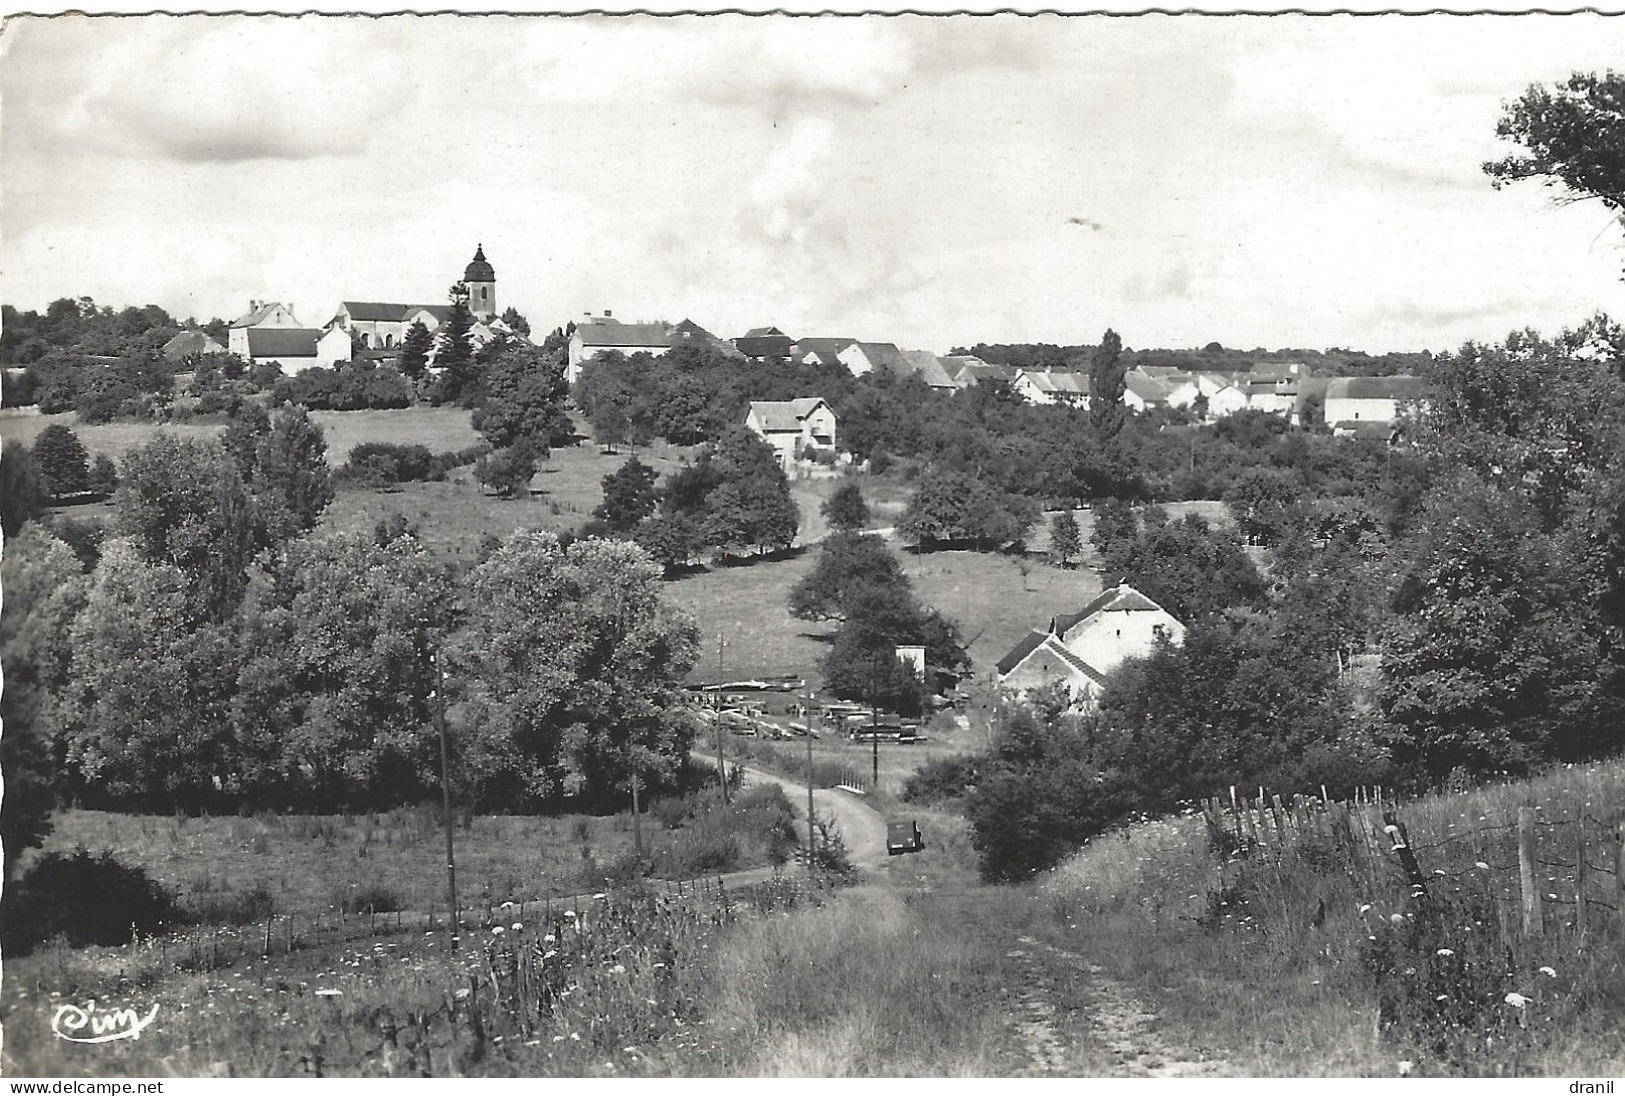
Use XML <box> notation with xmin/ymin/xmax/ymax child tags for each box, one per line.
<box><xmin>1518</xmin><ymin>806</ymin><xmax>1542</xmax><ymax>938</ymax></box>
<box><xmin>264</xmin><ymin>916</ymin><xmax>273</xmax><ymax>957</ymax></box>
<box><xmin>1383</xmin><ymin>810</ymin><xmax>1428</xmax><ymax>897</ymax></box>
<box><xmin>1614</xmin><ymin>812</ymin><xmax>1625</xmax><ymax>938</ymax></box>
<box><xmin>1229</xmin><ymin>786</ymin><xmax>1244</xmax><ymax>847</ymax></box>
<box><xmin>1575</xmin><ymin>800</ymin><xmax>1589</xmax><ymax>943</ymax></box>
<box><xmin>1270</xmin><ymin>794</ymin><xmax>1287</xmax><ymax>845</ymax></box>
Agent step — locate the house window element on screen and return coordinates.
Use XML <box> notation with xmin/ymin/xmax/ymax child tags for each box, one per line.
<box><xmin>361</xmin><ymin>333</ymin><xmax>371</xmax><ymax>348</ymax></box>
<box><xmin>1153</xmin><ymin>624</ymin><xmax>1167</xmax><ymax>640</ymax></box>
<box><xmin>385</xmin><ymin>334</ymin><xmax>395</xmax><ymax>348</ymax></box>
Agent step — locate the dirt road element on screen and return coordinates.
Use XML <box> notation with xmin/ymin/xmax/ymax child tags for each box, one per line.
<box><xmin>738</xmin><ymin>764</ymin><xmax>889</xmax><ymax>865</ymax></box>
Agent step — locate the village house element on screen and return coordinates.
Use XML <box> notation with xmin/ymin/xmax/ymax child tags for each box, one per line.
<box><xmin>996</xmin><ymin>582</ymin><xmax>1185</xmax><ymax>702</ymax></box>
<box><xmin>734</xmin><ymin>326</ymin><xmax>795</xmax><ymax>360</ymax></box>
<box><xmin>1195</xmin><ymin>371</ymin><xmax>1249</xmax><ymax>418</ymax></box>
<box><xmin>1124</xmin><ymin>371</ymin><xmax>1170</xmax><ymax>412</ymax></box>
<box><xmin>244</xmin><ymin>326</ymin><xmax>353</xmax><ymax>375</ymax></box>
<box><xmin>836</xmin><ymin>341</ymin><xmax>912</xmax><ymax>378</ymax></box>
<box><xmin>161</xmin><ymin>330</ymin><xmax>226</xmax><ymax>362</ymax></box>
<box><xmin>948</xmin><ymin>358</ymin><xmax>1017</xmax><ymax>388</ymax></box>
<box><xmin>790</xmin><ymin>337</ymin><xmax>857</xmax><ymax>368</ymax></box>
<box><xmin>227</xmin><ymin>301</ymin><xmax>302</xmax><ymax>358</ymax></box>
<box><xmin>1236</xmin><ymin>363</ymin><xmax>1306</xmax><ymax>421</ymax></box>
<box><xmin>744</xmin><ymin>397</ymin><xmax>838</xmax><ymax>471</ymax></box>
<box><xmin>1012</xmin><ymin>368</ymin><xmax>1090</xmax><ymax>406</ymax></box>
<box><xmin>1323</xmin><ymin>375</ymin><xmax>1428</xmax><ymax>430</ymax></box>
<box><xmin>898</xmin><ymin>349</ymin><xmax>959</xmax><ymax>390</ymax></box>
<box><xmin>567</xmin><ymin>314</ymin><xmax>673</xmax><ymax>383</ymax></box>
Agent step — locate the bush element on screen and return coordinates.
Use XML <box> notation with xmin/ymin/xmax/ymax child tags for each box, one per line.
<box><xmin>186</xmin><ymin>884</ymin><xmax>276</xmax><ymax>926</ymax></box>
<box><xmin>902</xmin><ymin>754</ymin><xmax>980</xmax><ymax>805</ymax></box>
<box><xmin>335</xmin><ymin>884</ymin><xmax>403</xmax><ymax>916</ymax></box>
<box><xmin>1</xmin><ymin>849</ymin><xmax>181</xmax><ymax>954</ymax></box>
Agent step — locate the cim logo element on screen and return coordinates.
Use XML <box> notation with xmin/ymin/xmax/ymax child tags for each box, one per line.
<box><xmin>51</xmin><ymin>1000</ymin><xmax>160</xmax><ymax>1044</ymax></box>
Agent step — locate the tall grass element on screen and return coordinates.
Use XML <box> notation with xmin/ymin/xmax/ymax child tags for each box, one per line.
<box><xmin>1039</xmin><ymin>760</ymin><xmax>1625</xmax><ymax>1076</ymax></box>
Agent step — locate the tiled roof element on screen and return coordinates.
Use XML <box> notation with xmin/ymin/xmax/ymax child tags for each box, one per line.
<box><xmin>162</xmin><ymin>331</ymin><xmax>226</xmax><ymax>360</ymax></box>
<box><xmin>748</xmin><ymin>398</ymin><xmax>826</xmax><ymax>433</ymax></box>
<box><xmin>850</xmin><ymin>342</ymin><xmax>911</xmax><ymax>374</ymax></box>
<box><xmin>1325</xmin><ymin>375</ymin><xmax>1428</xmax><ymax>400</ymax></box>
<box><xmin>230</xmin><ymin>302</ymin><xmax>290</xmax><ymax>328</ymax></box>
<box><xmin>995</xmin><ymin>630</ymin><xmax>1050</xmax><ymax>676</ymax></box>
<box><xmin>1051</xmin><ymin>583</ymin><xmax>1174</xmax><ymax>638</ymax></box>
<box><xmin>1332</xmin><ymin>419</ymin><xmax>1398</xmax><ymax>439</ymax></box>
<box><xmin>901</xmin><ymin>350</ymin><xmax>957</xmax><ymax>388</ymax></box>
<box><xmin>1124</xmin><ymin>373</ymin><xmax>1168</xmax><ymax>403</ymax></box>
<box><xmin>995</xmin><ymin>631</ymin><xmax>1108</xmax><ymax>685</ymax></box>
<box><xmin>246</xmin><ymin>328</ymin><xmax>323</xmax><ymax>358</ymax></box>
<box><xmin>576</xmin><ymin>322</ymin><xmax>672</xmax><ymax>349</ymax></box>
<box><xmin>735</xmin><ymin>334</ymin><xmax>795</xmax><ymax>358</ymax></box>
<box><xmin>952</xmin><ymin>361</ymin><xmax>1018</xmax><ymax>385</ymax></box>
<box><xmin>793</xmin><ymin>337</ymin><xmax>857</xmax><ymax>357</ymax></box>
<box><xmin>342</xmin><ymin>302</ymin><xmax>415</xmax><ymax>322</ymax></box>
<box><xmin>1019</xmin><ymin>370</ymin><xmax>1090</xmax><ymax>396</ymax></box>
<box><xmin>742</xmin><ymin>326</ymin><xmax>787</xmax><ymax>339</ymax></box>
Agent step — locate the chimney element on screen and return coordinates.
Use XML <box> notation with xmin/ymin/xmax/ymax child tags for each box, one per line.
<box><xmin>604</xmin><ymin>309</ymin><xmax>613</xmax><ymax>318</ymax></box>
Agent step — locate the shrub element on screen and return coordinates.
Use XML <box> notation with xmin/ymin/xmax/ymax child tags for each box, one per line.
<box><xmin>1</xmin><ymin>849</ymin><xmax>181</xmax><ymax>954</ymax></box>
<box><xmin>335</xmin><ymin>883</ymin><xmax>403</xmax><ymax>916</ymax></box>
<box><xmin>186</xmin><ymin>884</ymin><xmax>276</xmax><ymax>926</ymax></box>
<box><xmin>902</xmin><ymin>754</ymin><xmax>980</xmax><ymax>805</ymax></box>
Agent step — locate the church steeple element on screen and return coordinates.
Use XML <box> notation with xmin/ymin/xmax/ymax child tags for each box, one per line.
<box><xmin>463</xmin><ymin>244</ymin><xmax>496</xmax><ymax>321</ymax></box>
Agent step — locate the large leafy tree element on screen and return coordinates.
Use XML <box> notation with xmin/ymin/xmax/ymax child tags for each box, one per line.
<box><xmin>234</xmin><ymin>531</ymin><xmax>455</xmax><ymax>808</ymax></box>
<box><xmin>114</xmin><ymin>434</ymin><xmax>258</xmax><ymax>622</ymax></box>
<box><xmin>1122</xmin><ymin>512</ymin><xmax>1266</xmax><ymax>623</ymax></box>
<box><xmin>0</xmin><ymin>528</ymin><xmax>89</xmax><ymax>876</ymax></box>
<box><xmin>31</xmin><ymin>424</ymin><xmax>89</xmax><ymax>499</ymax></box>
<box><xmin>789</xmin><ymin>532</ymin><xmax>906</xmax><ymax>622</ymax></box>
<box><xmin>398</xmin><ymin>320</ymin><xmax>434</xmax><ymax>383</ymax></box>
<box><xmin>821</xmin><ymin>482</ymin><xmax>871</xmax><ymax>534</ymax></box>
<box><xmin>253</xmin><ymin>404</ymin><xmax>334</xmax><ymax>545</ymax></box>
<box><xmin>1049</xmin><ymin>509</ymin><xmax>1082</xmax><ymax>567</ymax></box>
<box><xmin>455</xmin><ymin>533</ymin><xmax>701</xmax><ymax>808</ymax></box>
<box><xmin>594</xmin><ymin>455</ymin><xmax>659</xmax><ymax>534</ymax></box>
<box><xmin>1485</xmin><ymin>71</ymin><xmax>1625</xmax><ymax>235</ymax></box>
<box><xmin>900</xmin><ymin>467</ymin><xmax>1039</xmax><ymax>551</ymax></box>
<box><xmin>60</xmin><ymin>539</ymin><xmax>241</xmax><ymax>807</ymax></box>
<box><xmin>472</xmin><ymin>342</ymin><xmax>573</xmax><ymax>452</ymax></box>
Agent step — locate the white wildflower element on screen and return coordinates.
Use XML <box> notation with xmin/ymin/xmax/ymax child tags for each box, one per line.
<box><xmin>1359</xmin><ymin>904</ymin><xmax>1372</xmax><ymax>914</ymax></box>
<box><xmin>1435</xmin><ymin>948</ymin><xmax>1454</xmax><ymax>957</ymax></box>
<box><xmin>1390</xmin><ymin>913</ymin><xmax>1405</xmax><ymax>924</ymax></box>
<box><xmin>315</xmin><ymin>988</ymin><xmax>343</xmax><ymax>997</ymax></box>
<box><xmin>1398</xmin><ymin>1061</ymin><xmax>1414</xmax><ymax>1077</ymax></box>
<box><xmin>492</xmin><ymin>926</ymin><xmax>505</xmax><ymax>935</ymax></box>
<box><xmin>1539</xmin><ymin>966</ymin><xmax>1556</xmax><ymax>978</ymax></box>
<box><xmin>1504</xmin><ymin>993</ymin><xmax>1530</xmax><ymax>1009</ymax></box>
<box><xmin>512</xmin><ymin>922</ymin><xmax>523</xmax><ymax>931</ymax></box>
<box><xmin>1476</xmin><ymin>862</ymin><xmax>1490</xmax><ymax>871</ymax></box>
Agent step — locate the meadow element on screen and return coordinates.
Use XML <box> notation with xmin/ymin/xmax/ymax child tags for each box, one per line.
<box><xmin>1035</xmin><ymin>760</ymin><xmax>1625</xmax><ymax>1076</ymax></box>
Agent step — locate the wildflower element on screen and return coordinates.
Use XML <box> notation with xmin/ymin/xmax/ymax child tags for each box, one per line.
<box><xmin>1539</xmin><ymin>966</ymin><xmax>1556</xmax><ymax>978</ymax></box>
<box><xmin>492</xmin><ymin>926</ymin><xmax>505</xmax><ymax>935</ymax></box>
<box><xmin>1359</xmin><ymin>904</ymin><xmax>1372</xmax><ymax>914</ymax></box>
<box><xmin>565</xmin><ymin>911</ymin><xmax>577</xmax><ymax>919</ymax></box>
<box><xmin>501</xmin><ymin>901</ymin><xmax>514</xmax><ymax>909</ymax></box>
<box><xmin>1435</xmin><ymin>948</ymin><xmax>1454</xmax><ymax>957</ymax></box>
<box><xmin>1398</xmin><ymin>1061</ymin><xmax>1414</xmax><ymax>1077</ymax></box>
<box><xmin>1390</xmin><ymin>913</ymin><xmax>1405</xmax><ymax>924</ymax></box>
<box><xmin>314</xmin><ymin>988</ymin><xmax>343</xmax><ymax>997</ymax></box>
<box><xmin>610</xmin><ymin>964</ymin><xmax>626</xmax><ymax>974</ymax></box>
<box><xmin>512</xmin><ymin>922</ymin><xmax>523</xmax><ymax>931</ymax></box>
<box><xmin>1504</xmin><ymin>993</ymin><xmax>1530</xmax><ymax>1009</ymax></box>
<box><xmin>570</xmin><ymin>1032</ymin><xmax>581</xmax><ymax>1041</ymax></box>
<box><xmin>1475</xmin><ymin>862</ymin><xmax>1490</xmax><ymax>871</ymax></box>
<box><xmin>594</xmin><ymin>893</ymin><xmax>607</xmax><ymax>900</ymax></box>
<box><xmin>545</xmin><ymin>934</ymin><xmax>556</xmax><ymax>943</ymax></box>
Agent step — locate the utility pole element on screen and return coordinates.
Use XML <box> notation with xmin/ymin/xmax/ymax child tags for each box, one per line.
<box><xmin>715</xmin><ymin>632</ymin><xmax>729</xmax><ymax>805</ymax></box>
<box><xmin>434</xmin><ymin>651</ymin><xmax>458</xmax><ymax>952</ymax></box>
<box><xmin>630</xmin><ymin>768</ymin><xmax>642</xmax><ymax>856</ymax></box>
<box><xmin>806</xmin><ymin>691</ymin><xmax>816</xmax><ymax>877</ymax></box>
<box><xmin>871</xmin><ymin>654</ymin><xmax>881</xmax><ymax>791</ymax></box>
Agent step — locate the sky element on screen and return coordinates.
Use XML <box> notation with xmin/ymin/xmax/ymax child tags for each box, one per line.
<box><xmin>2</xmin><ymin>14</ymin><xmax>1624</xmax><ymax>354</ymax></box>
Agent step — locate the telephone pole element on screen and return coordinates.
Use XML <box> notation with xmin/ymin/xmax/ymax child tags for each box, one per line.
<box><xmin>715</xmin><ymin>633</ymin><xmax>729</xmax><ymax>805</ymax></box>
<box><xmin>806</xmin><ymin>692</ymin><xmax>816</xmax><ymax>877</ymax></box>
<box><xmin>631</xmin><ymin>768</ymin><xmax>642</xmax><ymax>856</ymax></box>
<box><xmin>434</xmin><ymin>651</ymin><xmax>458</xmax><ymax>952</ymax></box>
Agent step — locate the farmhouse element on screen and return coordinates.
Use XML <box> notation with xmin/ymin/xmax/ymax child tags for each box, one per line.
<box><xmin>227</xmin><ymin>301</ymin><xmax>302</xmax><ymax>358</ymax></box>
<box><xmin>567</xmin><ymin>315</ymin><xmax>673</xmax><ymax>383</ymax></box>
<box><xmin>734</xmin><ymin>326</ymin><xmax>795</xmax><ymax>360</ymax></box>
<box><xmin>744</xmin><ymin>397</ymin><xmax>838</xmax><ymax>471</ymax></box>
<box><xmin>1324</xmin><ymin>375</ymin><xmax>1428</xmax><ymax>429</ymax></box>
<box><xmin>244</xmin><ymin>326</ymin><xmax>353</xmax><ymax>374</ymax></box>
<box><xmin>948</xmin><ymin>358</ymin><xmax>1017</xmax><ymax>388</ymax></box>
<box><xmin>1124</xmin><ymin>371</ymin><xmax>1170</xmax><ymax>412</ymax></box>
<box><xmin>837</xmin><ymin>341</ymin><xmax>911</xmax><ymax>379</ymax></box>
<box><xmin>1012</xmin><ymin>369</ymin><xmax>1090</xmax><ymax>406</ymax></box>
<box><xmin>162</xmin><ymin>330</ymin><xmax>226</xmax><ymax>362</ymax></box>
<box><xmin>996</xmin><ymin>582</ymin><xmax>1185</xmax><ymax>701</ymax></box>
<box><xmin>791</xmin><ymin>337</ymin><xmax>857</xmax><ymax>368</ymax></box>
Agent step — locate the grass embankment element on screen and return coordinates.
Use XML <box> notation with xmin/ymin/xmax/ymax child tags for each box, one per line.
<box><xmin>1035</xmin><ymin>760</ymin><xmax>1625</xmax><ymax>1076</ymax></box>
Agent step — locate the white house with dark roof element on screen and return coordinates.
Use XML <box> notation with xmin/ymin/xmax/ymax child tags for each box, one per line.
<box><xmin>162</xmin><ymin>330</ymin><xmax>227</xmax><ymax>362</ymax></box>
<box><xmin>228</xmin><ymin>301</ymin><xmax>302</xmax><ymax>358</ymax></box>
<box><xmin>244</xmin><ymin>326</ymin><xmax>352</xmax><ymax>374</ymax></box>
<box><xmin>1323</xmin><ymin>375</ymin><xmax>1428</xmax><ymax>430</ymax></box>
<box><xmin>744</xmin><ymin>397</ymin><xmax>837</xmax><ymax>471</ymax></box>
<box><xmin>899</xmin><ymin>349</ymin><xmax>959</xmax><ymax>390</ymax></box>
<box><xmin>996</xmin><ymin>582</ymin><xmax>1185</xmax><ymax>702</ymax></box>
<box><xmin>1013</xmin><ymin>369</ymin><xmax>1090</xmax><ymax>407</ymax></box>
<box><xmin>567</xmin><ymin>317</ymin><xmax>673</xmax><ymax>383</ymax></box>
<box><xmin>1123</xmin><ymin>371</ymin><xmax>1170</xmax><ymax>412</ymax></box>
<box><xmin>792</xmin><ymin>337</ymin><xmax>857</xmax><ymax>368</ymax></box>
<box><xmin>837</xmin><ymin>341</ymin><xmax>911</xmax><ymax>379</ymax></box>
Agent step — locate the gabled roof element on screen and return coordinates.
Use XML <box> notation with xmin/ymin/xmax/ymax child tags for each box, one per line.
<box><xmin>342</xmin><ymin>301</ymin><xmax>416</xmax><ymax>322</ymax></box>
<box><xmin>735</xmin><ymin>333</ymin><xmax>795</xmax><ymax>358</ymax></box>
<box><xmin>995</xmin><ymin>630</ymin><xmax>1108</xmax><ymax>685</ymax></box>
<box><xmin>1124</xmin><ymin>372</ymin><xmax>1168</xmax><ymax>403</ymax></box>
<box><xmin>742</xmin><ymin>326</ymin><xmax>787</xmax><ymax>339</ymax></box>
<box><xmin>847</xmin><ymin>341</ymin><xmax>912</xmax><ymax>375</ymax></box>
<box><xmin>576</xmin><ymin>322</ymin><xmax>672</xmax><ymax>349</ymax></box>
<box><xmin>230</xmin><ymin>302</ymin><xmax>291</xmax><ymax>328</ymax></box>
<box><xmin>900</xmin><ymin>349</ymin><xmax>957</xmax><ymax>388</ymax></box>
<box><xmin>1051</xmin><ymin>583</ymin><xmax>1177</xmax><ymax>638</ymax></box>
<box><xmin>1332</xmin><ymin>419</ymin><xmax>1399</xmax><ymax>440</ymax></box>
<box><xmin>162</xmin><ymin>331</ymin><xmax>226</xmax><ymax>360</ymax></box>
<box><xmin>1325</xmin><ymin>375</ymin><xmax>1428</xmax><ymax>401</ymax></box>
<box><xmin>952</xmin><ymin>360</ymin><xmax>1018</xmax><ymax>386</ymax></box>
<box><xmin>246</xmin><ymin>327</ymin><xmax>323</xmax><ymax>358</ymax></box>
<box><xmin>1017</xmin><ymin>369</ymin><xmax>1090</xmax><ymax>396</ymax></box>
<box><xmin>747</xmin><ymin>397</ymin><xmax>828</xmax><ymax>433</ymax></box>
<box><xmin>798</xmin><ymin>348</ymin><xmax>845</xmax><ymax>368</ymax></box>
<box><xmin>670</xmin><ymin>319</ymin><xmax>745</xmax><ymax>359</ymax></box>
<box><xmin>793</xmin><ymin>337</ymin><xmax>857</xmax><ymax>357</ymax></box>
<box><xmin>1159</xmin><ymin>371</ymin><xmax>1201</xmax><ymax>391</ymax></box>
<box><xmin>402</xmin><ymin>304</ymin><xmax>454</xmax><ymax>324</ymax></box>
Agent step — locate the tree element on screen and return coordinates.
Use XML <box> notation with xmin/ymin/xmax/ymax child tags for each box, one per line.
<box><xmin>900</xmin><ymin>468</ymin><xmax>1038</xmax><ymax>551</ymax></box>
<box><xmin>114</xmin><ymin>435</ymin><xmax>258</xmax><ymax>623</ymax></box>
<box><xmin>1089</xmin><ymin>329</ymin><xmax>1127</xmax><ymax>440</ymax></box>
<box><xmin>220</xmin><ymin>400</ymin><xmax>271</xmax><ymax>482</ymax></box>
<box><xmin>86</xmin><ymin>454</ymin><xmax>118</xmax><ymax>499</ymax></box>
<box><xmin>594</xmin><ymin>455</ymin><xmax>659</xmax><ymax>534</ymax></box>
<box><xmin>60</xmin><ymin>538</ymin><xmax>240</xmax><ymax>807</ymax></box>
<box><xmin>499</xmin><ymin>307</ymin><xmax>531</xmax><ymax>336</ymax></box>
<box><xmin>432</xmin><ymin>283</ymin><xmax>478</xmax><ymax>406</ymax></box>
<box><xmin>456</xmin><ymin>532</ymin><xmax>701</xmax><ymax>808</ymax></box>
<box><xmin>398</xmin><ymin>320</ymin><xmax>434</xmax><ymax>383</ymax></box>
<box><xmin>1</xmin><ymin>440</ymin><xmax>46</xmax><ymax>537</ymax></box>
<box><xmin>0</xmin><ymin>528</ymin><xmax>89</xmax><ymax>876</ymax></box>
<box><xmin>233</xmin><ymin>531</ymin><xmax>455</xmax><ymax>808</ymax></box>
<box><xmin>789</xmin><ymin>532</ymin><xmax>906</xmax><ymax>622</ymax></box>
<box><xmin>253</xmin><ymin>404</ymin><xmax>334</xmax><ymax>545</ymax></box>
<box><xmin>474</xmin><ymin>439</ymin><xmax>539</xmax><ymax>499</ymax></box>
<box><xmin>31</xmin><ymin>424</ymin><xmax>89</xmax><ymax>499</ymax></box>
<box><xmin>1223</xmin><ymin>466</ymin><xmax>1305</xmax><ymax>547</ymax></box>
<box><xmin>1049</xmin><ymin>509</ymin><xmax>1082</xmax><ymax>567</ymax></box>
<box><xmin>1485</xmin><ymin>72</ymin><xmax>1625</xmax><ymax>235</ymax></box>
<box><xmin>1130</xmin><ymin>514</ymin><xmax>1266</xmax><ymax>623</ymax></box>
<box><xmin>821</xmin><ymin>482</ymin><xmax>871</xmax><ymax>534</ymax></box>
<box><xmin>472</xmin><ymin>343</ymin><xmax>573</xmax><ymax>452</ymax></box>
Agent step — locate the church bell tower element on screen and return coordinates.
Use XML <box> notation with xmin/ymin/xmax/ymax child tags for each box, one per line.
<box><xmin>464</xmin><ymin>244</ymin><xmax>496</xmax><ymax>322</ymax></box>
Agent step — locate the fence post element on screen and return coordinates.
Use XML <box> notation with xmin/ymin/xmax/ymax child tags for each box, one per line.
<box><xmin>1518</xmin><ymin>806</ymin><xmax>1542</xmax><ymax>938</ymax></box>
<box><xmin>1229</xmin><ymin>786</ymin><xmax>1244</xmax><ymax>847</ymax></box>
<box><xmin>1575</xmin><ymin>800</ymin><xmax>1589</xmax><ymax>943</ymax></box>
<box><xmin>1614</xmin><ymin>811</ymin><xmax>1625</xmax><ymax>938</ymax></box>
<box><xmin>1383</xmin><ymin>810</ymin><xmax>1428</xmax><ymax>897</ymax></box>
<box><xmin>1270</xmin><ymin>794</ymin><xmax>1287</xmax><ymax>845</ymax></box>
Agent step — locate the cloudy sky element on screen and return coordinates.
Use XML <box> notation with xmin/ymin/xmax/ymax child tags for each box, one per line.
<box><xmin>2</xmin><ymin>15</ymin><xmax>1623</xmax><ymax>353</ymax></box>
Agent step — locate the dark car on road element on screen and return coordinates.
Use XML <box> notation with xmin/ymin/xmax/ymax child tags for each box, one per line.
<box><xmin>886</xmin><ymin>820</ymin><xmax>925</xmax><ymax>856</ymax></box>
